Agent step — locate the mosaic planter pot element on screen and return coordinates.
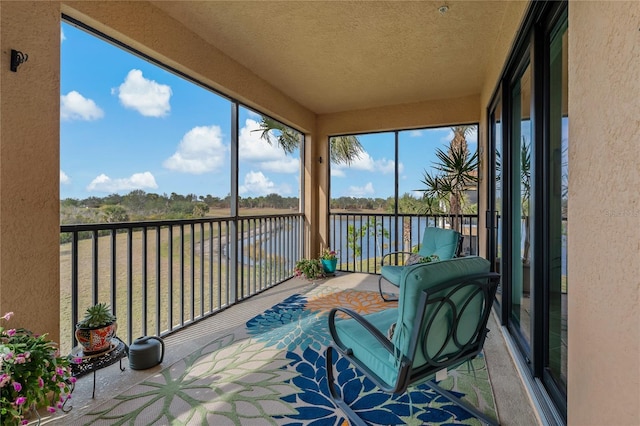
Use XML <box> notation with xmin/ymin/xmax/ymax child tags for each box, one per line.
<box><xmin>75</xmin><ymin>322</ymin><xmax>117</xmax><ymax>355</ymax></box>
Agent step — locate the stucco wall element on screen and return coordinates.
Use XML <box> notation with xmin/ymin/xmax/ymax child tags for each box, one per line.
<box><xmin>568</xmin><ymin>2</ymin><xmax>640</xmax><ymax>424</ymax></box>
<box><xmin>0</xmin><ymin>1</ymin><xmax>61</xmax><ymax>339</ymax></box>
<box><xmin>317</xmin><ymin>94</ymin><xmax>480</xmax><ymax>136</ymax></box>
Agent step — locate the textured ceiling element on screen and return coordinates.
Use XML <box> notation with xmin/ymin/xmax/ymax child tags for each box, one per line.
<box><xmin>151</xmin><ymin>1</ymin><xmax>515</xmax><ymax>114</ymax></box>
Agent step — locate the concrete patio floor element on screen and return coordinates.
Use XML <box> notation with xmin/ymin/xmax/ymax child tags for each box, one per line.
<box><xmin>48</xmin><ymin>272</ymin><xmax>539</xmax><ymax>425</ymax></box>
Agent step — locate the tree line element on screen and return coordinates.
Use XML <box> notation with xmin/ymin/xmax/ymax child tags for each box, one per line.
<box><xmin>60</xmin><ymin>190</ymin><xmax>300</xmax><ymax>225</ymax></box>
<box><xmin>61</xmin><ymin>190</ymin><xmax>478</xmax><ymax>227</ymax></box>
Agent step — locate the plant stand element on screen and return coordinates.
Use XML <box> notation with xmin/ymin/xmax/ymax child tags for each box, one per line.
<box><xmin>68</xmin><ymin>336</ymin><xmax>129</xmax><ymax>400</ymax></box>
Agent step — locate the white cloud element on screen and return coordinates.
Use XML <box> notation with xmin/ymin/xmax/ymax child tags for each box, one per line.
<box><xmin>60</xmin><ymin>91</ymin><xmax>104</xmax><ymax>121</ymax></box>
<box><xmin>347</xmin><ymin>182</ymin><xmax>375</xmax><ymax>197</ymax></box>
<box><xmin>60</xmin><ymin>170</ymin><xmax>70</xmax><ymax>184</ymax></box>
<box><xmin>61</xmin><ymin>28</ymin><xmax>65</xmax><ymax>43</ymax></box>
<box><xmin>239</xmin><ymin>171</ymin><xmax>291</xmax><ymax>196</ymax></box>
<box><xmin>163</xmin><ymin>125</ymin><xmax>227</xmax><ymax>174</ymax></box>
<box><xmin>117</xmin><ymin>69</ymin><xmax>171</xmax><ymax>117</ymax></box>
<box><xmin>260</xmin><ymin>158</ymin><xmax>300</xmax><ymax>173</ymax></box>
<box><xmin>239</xmin><ymin>119</ymin><xmax>300</xmax><ymax>173</ymax></box>
<box><xmin>87</xmin><ymin>171</ymin><xmax>158</xmax><ymax>193</ymax></box>
<box><xmin>239</xmin><ymin>171</ymin><xmax>274</xmax><ymax>195</ymax></box>
<box><xmin>408</xmin><ymin>130</ymin><xmax>423</xmax><ymax>137</ymax></box>
<box><xmin>333</xmin><ymin>151</ymin><xmax>401</xmax><ymax>175</ymax></box>
<box><xmin>331</xmin><ymin>168</ymin><xmax>346</xmax><ymax>178</ymax></box>
<box><xmin>352</xmin><ymin>152</ymin><xmax>395</xmax><ymax>173</ymax></box>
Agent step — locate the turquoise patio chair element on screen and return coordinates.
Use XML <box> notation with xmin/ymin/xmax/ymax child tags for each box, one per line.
<box><xmin>379</xmin><ymin>226</ymin><xmax>461</xmax><ymax>301</ymax></box>
<box><xmin>326</xmin><ymin>256</ymin><xmax>500</xmax><ymax>426</ymax></box>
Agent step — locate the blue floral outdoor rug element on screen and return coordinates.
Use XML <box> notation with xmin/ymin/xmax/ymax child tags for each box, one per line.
<box><xmin>81</xmin><ymin>285</ymin><xmax>498</xmax><ymax>425</ymax></box>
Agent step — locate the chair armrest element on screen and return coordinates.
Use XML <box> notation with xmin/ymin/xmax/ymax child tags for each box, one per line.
<box><xmin>328</xmin><ymin>307</ymin><xmax>412</xmax><ymax>393</ymax></box>
<box><xmin>328</xmin><ymin>307</ymin><xmax>395</xmax><ymax>355</ymax></box>
<box><xmin>380</xmin><ymin>251</ymin><xmax>413</xmax><ymax>266</ymax></box>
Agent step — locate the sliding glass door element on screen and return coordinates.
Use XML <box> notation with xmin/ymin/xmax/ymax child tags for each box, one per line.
<box><xmin>544</xmin><ymin>14</ymin><xmax>568</xmax><ymax>411</ymax></box>
<box><xmin>486</xmin><ymin>1</ymin><xmax>567</xmax><ymax>421</ymax></box>
<box><xmin>510</xmin><ymin>60</ymin><xmax>533</xmax><ymax>354</ymax></box>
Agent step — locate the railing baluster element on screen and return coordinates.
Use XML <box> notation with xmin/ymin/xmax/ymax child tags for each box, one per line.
<box><xmin>110</xmin><ymin>231</ymin><xmax>117</xmax><ymax>320</ymax></box>
<box><xmin>190</xmin><ymin>223</ymin><xmax>195</xmax><ymax>322</ymax></box>
<box><xmin>180</xmin><ymin>224</ymin><xmax>185</xmax><ymax>326</ymax></box>
<box><xmin>127</xmin><ymin>228</ymin><xmax>133</xmax><ymax>345</ymax></box>
<box><xmin>168</xmin><ymin>225</ymin><xmax>173</xmax><ymax>332</ymax></box>
<box><xmin>200</xmin><ymin>222</ymin><xmax>204</xmax><ymax>318</ymax></box>
<box><xmin>208</xmin><ymin>222</ymin><xmax>213</xmax><ymax>313</ymax></box>
<box><xmin>156</xmin><ymin>226</ymin><xmax>161</xmax><ymax>336</ymax></box>
<box><xmin>142</xmin><ymin>227</ymin><xmax>148</xmax><ymax>336</ymax></box>
<box><xmin>225</xmin><ymin>220</ymin><xmax>230</xmax><ymax>306</ymax></box>
<box><xmin>217</xmin><ymin>221</ymin><xmax>222</xmax><ymax>309</ymax></box>
<box><xmin>71</xmin><ymin>231</ymin><xmax>79</xmax><ymax>346</ymax></box>
<box><xmin>252</xmin><ymin>218</ymin><xmax>257</xmax><ymax>293</ymax></box>
<box><xmin>92</xmin><ymin>230</ymin><xmax>98</xmax><ymax>305</ymax></box>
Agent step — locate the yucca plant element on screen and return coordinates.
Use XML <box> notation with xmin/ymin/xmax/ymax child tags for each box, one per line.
<box><xmin>77</xmin><ymin>302</ymin><xmax>116</xmax><ymax>329</ymax></box>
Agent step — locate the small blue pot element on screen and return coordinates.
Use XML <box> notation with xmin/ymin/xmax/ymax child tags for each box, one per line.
<box><xmin>321</xmin><ymin>259</ymin><xmax>337</xmax><ymax>274</ymax></box>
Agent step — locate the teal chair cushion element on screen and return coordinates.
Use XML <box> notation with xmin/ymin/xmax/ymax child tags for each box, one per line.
<box><xmin>380</xmin><ymin>265</ymin><xmax>403</xmax><ymax>286</ymax></box>
<box><xmin>332</xmin><ymin>308</ymin><xmax>399</xmax><ymax>387</ymax></box>
<box><xmin>379</xmin><ymin>227</ymin><xmax>461</xmax><ymax>290</ymax></box>
<box><xmin>392</xmin><ymin>257</ymin><xmax>490</xmax><ymax>368</ymax></box>
<box><xmin>418</xmin><ymin>227</ymin><xmax>461</xmax><ymax>260</ymax></box>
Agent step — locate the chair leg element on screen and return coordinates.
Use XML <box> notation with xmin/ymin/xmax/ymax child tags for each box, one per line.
<box><xmin>378</xmin><ymin>275</ymin><xmax>398</xmax><ymax>302</ymax></box>
<box><xmin>325</xmin><ymin>346</ymin><xmax>368</xmax><ymax>426</ymax></box>
<box><xmin>424</xmin><ymin>380</ymin><xmax>500</xmax><ymax>426</ymax></box>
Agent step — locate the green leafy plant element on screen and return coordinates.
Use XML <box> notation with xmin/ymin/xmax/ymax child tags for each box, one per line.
<box><xmin>0</xmin><ymin>312</ymin><xmax>76</xmax><ymax>426</ymax></box>
<box><xmin>294</xmin><ymin>258</ymin><xmax>326</xmax><ymax>281</ymax></box>
<box><xmin>320</xmin><ymin>248</ymin><xmax>337</xmax><ymax>261</ymax></box>
<box><xmin>76</xmin><ymin>303</ymin><xmax>116</xmax><ymax>329</ymax></box>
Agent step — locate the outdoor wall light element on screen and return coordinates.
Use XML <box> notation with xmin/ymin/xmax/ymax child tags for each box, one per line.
<box><xmin>10</xmin><ymin>49</ymin><xmax>28</xmax><ymax>72</ymax></box>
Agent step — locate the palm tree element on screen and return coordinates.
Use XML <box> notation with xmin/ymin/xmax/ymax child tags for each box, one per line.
<box><xmin>254</xmin><ymin>116</ymin><xmax>301</xmax><ymax>154</ymax></box>
<box><xmin>495</xmin><ymin>137</ymin><xmax>531</xmax><ymax>263</ymax></box>
<box><xmin>519</xmin><ymin>139</ymin><xmax>531</xmax><ymax>264</ymax></box>
<box><xmin>450</xmin><ymin>125</ymin><xmax>474</xmax><ymax>156</ymax></box>
<box><xmin>255</xmin><ymin>116</ymin><xmax>364</xmax><ymax>165</ymax></box>
<box><xmin>447</xmin><ymin>125</ymin><xmax>475</xmax><ymax>221</ymax></box>
<box><xmin>418</xmin><ymin>126</ymin><xmax>478</xmax><ymax>231</ymax></box>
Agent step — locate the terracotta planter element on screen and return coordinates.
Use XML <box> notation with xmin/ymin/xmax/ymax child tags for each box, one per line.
<box><xmin>75</xmin><ymin>322</ymin><xmax>117</xmax><ymax>355</ymax></box>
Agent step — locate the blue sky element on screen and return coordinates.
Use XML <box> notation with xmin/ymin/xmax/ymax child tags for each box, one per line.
<box><xmin>60</xmin><ymin>22</ymin><xmax>476</xmax><ymax>201</ymax></box>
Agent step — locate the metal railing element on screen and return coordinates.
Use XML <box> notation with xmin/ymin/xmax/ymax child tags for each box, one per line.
<box><xmin>60</xmin><ymin>213</ymin><xmax>303</xmax><ymax>353</ymax></box>
<box><xmin>329</xmin><ymin>212</ymin><xmax>479</xmax><ymax>274</ymax></box>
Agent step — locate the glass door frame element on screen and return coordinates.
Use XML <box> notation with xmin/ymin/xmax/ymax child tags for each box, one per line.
<box><xmin>539</xmin><ymin>6</ymin><xmax>569</xmax><ymax>417</ymax></box>
<box><xmin>487</xmin><ymin>90</ymin><xmax>504</xmax><ymax>315</ymax></box>
<box><xmin>485</xmin><ymin>0</ymin><xmax>568</xmax><ymax>422</ymax></box>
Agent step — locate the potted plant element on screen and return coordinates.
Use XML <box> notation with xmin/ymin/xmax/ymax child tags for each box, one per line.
<box><xmin>320</xmin><ymin>248</ymin><xmax>338</xmax><ymax>274</ymax></box>
<box><xmin>75</xmin><ymin>303</ymin><xmax>117</xmax><ymax>355</ymax></box>
<box><xmin>0</xmin><ymin>312</ymin><xmax>76</xmax><ymax>426</ymax></box>
<box><xmin>294</xmin><ymin>258</ymin><xmax>326</xmax><ymax>281</ymax></box>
